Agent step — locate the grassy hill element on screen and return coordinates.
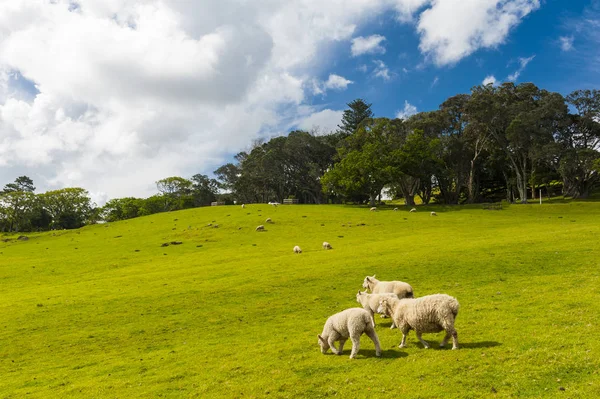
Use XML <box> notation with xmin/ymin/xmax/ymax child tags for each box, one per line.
<box><xmin>1</xmin><ymin>202</ymin><xmax>599</xmax><ymax>398</ymax></box>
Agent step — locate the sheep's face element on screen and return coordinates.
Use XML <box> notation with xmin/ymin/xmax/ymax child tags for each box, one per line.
<box><xmin>362</xmin><ymin>277</ymin><xmax>370</xmax><ymax>290</ymax></box>
<box><xmin>377</xmin><ymin>299</ymin><xmax>388</xmax><ymax>315</ymax></box>
<box><xmin>356</xmin><ymin>291</ymin><xmax>364</xmax><ymax>304</ymax></box>
<box><xmin>318</xmin><ymin>335</ymin><xmax>329</xmax><ymax>353</ymax></box>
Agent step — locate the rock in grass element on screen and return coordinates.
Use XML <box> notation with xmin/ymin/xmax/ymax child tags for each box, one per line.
<box><xmin>170</xmin><ymin>241</ymin><xmax>183</xmax><ymax>245</ymax></box>
<box><xmin>161</xmin><ymin>243</ymin><xmax>169</xmax><ymax>247</ymax></box>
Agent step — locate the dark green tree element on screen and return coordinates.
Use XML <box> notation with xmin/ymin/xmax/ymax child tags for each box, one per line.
<box><xmin>337</xmin><ymin>99</ymin><xmax>374</xmax><ymax>136</ymax></box>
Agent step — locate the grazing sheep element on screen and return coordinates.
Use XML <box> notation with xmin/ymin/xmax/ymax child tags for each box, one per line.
<box><xmin>377</xmin><ymin>294</ymin><xmax>460</xmax><ymax>350</ymax></box>
<box><xmin>410</xmin><ymin>208</ymin><xmax>417</xmax><ymax>212</ymax></box>
<box><xmin>362</xmin><ymin>275</ymin><xmax>414</xmax><ymax>299</ymax></box>
<box><xmin>256</xmin><ymin>225</ymin><xmax>265</xmax><ymax>231</ymax></box>
<box><xmin>318</xmin><ymin>308</ymin><xmax>381</xmax><ymax>359</ymax></box>
<box><xmin>322</xmin><ymin>241</ymin><xmax>332</xmax><ymax>250</ymax></box>
<box><xmin>266</xmin><ymin>218</ymin><xmax>272</xmax><ymax>223</ymax></box>
<box><xmin>393</xmin><ymin>207</ymin><xmax>398</xmax><ymax>211</ymax></box>
<box><xmin>356</xmin><ymin>291</ymin><xmax>400</xmax><ymax>328</ymax></box>
<box><xmin>268</xmin><ymin>201</ymin><xmax>279</xmax><ymax>207</ymax></box>
<box><xmin>430</xmin><ymin>211</ymin><xmax>437</xmax><ymax>216</ymax></box>
<box><xmin>370</xmin><ymin>207</ymin><xmax>377</xmax><ymax>212</ymax></box>
<box><xmin>293</xmin><ymin>245</ymin><xmax>302</xmax><ymax>254</ymax></box>
<box><xmin>241</xmin><ymin>204</ymin><xmax>245</xmax><ymax>208</ymax></box>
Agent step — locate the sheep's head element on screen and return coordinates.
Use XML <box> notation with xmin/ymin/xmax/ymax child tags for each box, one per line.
<box><xmin>362</xmin><ymin>275</ymin><xmax>376</xmax><ymax>291</ymax></box>
<box><xmin>377</xmin><ymin>299</ymin><xmax>389</xmax><ymax>315</ymax></box>
<box><xmin>317</xmin><ymin>335</ymin><xmax>329</xmax><ymax>353</ymax></box>
<box><xmin>356</xmin><ymin>290</ymin><xmax>365</xmax><ymax>304</ymax></box>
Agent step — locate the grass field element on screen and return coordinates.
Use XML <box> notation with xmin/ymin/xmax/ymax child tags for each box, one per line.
<box><xmin>1</xmin><ymin>202</ymin><xmax>600</xmax><ymax>398</ymax></box>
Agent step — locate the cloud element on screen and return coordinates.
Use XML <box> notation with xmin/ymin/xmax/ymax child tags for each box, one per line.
<box><xmin>357</xmin><ymin>64</ymin><xmax>368</xmax><ymax>73</ymax></box>
<box><xmin>507</xmin><ymin>55</ymin><xmax>535</xmax><ymax>82</ymax></box>
<box><xmin>559</xmin><ymin>35</ymin><xmax>574</xmax><ymax>52</ymax></box>
<box><xmin>430</xmin><ymin>76</ymin><xmax>439</xmax><ymax>88</ymax></box>
<box><xmin>324</xmin><ymin>74</ymin><xmax>353</xmax><ymax>90</ymax></box>
<box><xmin>0</xmin><ymin>0</ymin><xmax>390</xmax><ymax>199</ymax></box>
<box><xmin>417</xmin><ymin>0</ymin><xmax>541</xmax><ymax>66</ymax></box>
<box><xmin>351</xmin><ymin>34</ymin><xmax>386</xmax><ymax>56</ymax></box>
<box><xmin>373</xmin><ymin>60</ymin><xmax>392</xmax><ymax>80</ymax></box>
<box><xmin>396</xmin><ymin>100</ymin><xmax>418</xmax><ymax>119</ymax></box>
<box><xmin>296</xmin><ymin>108</ymin><xmax>343</xmax><ymax>134</ymax></box>
<box><xmin>482</xmin><ymin>75</ymin><xmax>497</xmax><ymax>86</ymax></box>
<box><xmin>394</xmin><ymin>0</ymin><xmax>431</xmax><ymax>22</ymax></box>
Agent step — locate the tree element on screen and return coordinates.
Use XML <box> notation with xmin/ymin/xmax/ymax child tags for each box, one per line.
<box><xmin>323</xmin><ymin>118</ymin><xmax>401</xmax><ymax>206</ymax></box>
<box><xmin>40</xmin><ymin>188</ymin><xmax>92</xmax><ymax>229</ymax></box>
<box><xmin>337</xmin><ymin>99</ymin><xmax>374</xmax><ymax>136</ymax></box>
<box><xmin>156</xmin><ymin>176</ymin><xmax>193</xmax><ymax>211</ymax></box>
<box><xmin>0</xmin><ymin>176</ymin><xmax>37</xmax><ymax>232</ymax></box>
<box><xmin>190</xmin><ymin>174</ymin><xmax>219</xmax><ymax>206</ymax></box>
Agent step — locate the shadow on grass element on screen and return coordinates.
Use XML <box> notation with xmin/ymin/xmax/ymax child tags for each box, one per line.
<box><xmin>336</xmin><ymin>349</ymin><xmax>408</xmax><ymax>359</ymax></box>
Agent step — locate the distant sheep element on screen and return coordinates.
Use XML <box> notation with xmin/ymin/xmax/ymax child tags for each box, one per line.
<box><xmin>268</xmin><ymin>201</ymin><xmax>279</xmax><ymax>207</ymax></box>
<box><xmin>322</xmin><ymin>242</ymin><xmax>332</xmax><ymax>250</ymax></box>
<box><xmin>356</xmin><ymin>291</ymin><xmax>400</xmax><ymax>328</ymax></box>
<box><xmin>430</xmin><ymin>211</ymin><xmax>437</xmax><ymax>216</ymax></box>
<box><xmin>241</xmin><ymin>204</ymin><xmax>245</xmax><ymax>209</ymax></box>
<box><xmin>256</xmin><ymin>225</ymin><xmax>265</xmax><ymax>231</ymax></box>
<box><xmin>370</xmin><ymin>207</ymin><xmax>377</xmax><ymax>212</ymax></box>
<box><xmin>409</xmin><ymin>208</ymin><xmax>417</xmax><ymax>212</ymax></box>
<box><xmin>318</xmin><ymin>308</ymin><xmax>381</xmax><ymax>359</ymax></box>
<box><xmin>393</xmin><ymin>207</ymin><xmax>398</xmax><ymax>211</ymax></box>
<box><xmin>378</xmin><ymin>294</ymin><xmax>460</xmax><ymax>350</ymax></box>
<box><xmin>266</xmin><ymin>218</ymin><xmax>272</xmax><ymax>223</ymax></box>
<box><xmin>362</xmin><ymin>275</ymin><xmax>414</xmax><ymax>299</ymax></box>
<box><xmin>293</xmin><ymin>245</ymin><xmax>302</xmax><ymax>254</ymax></box>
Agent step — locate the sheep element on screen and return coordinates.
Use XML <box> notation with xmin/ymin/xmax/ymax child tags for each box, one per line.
<box><xmin>370</xmin><ymin>207</ymin><xmax>377</xmax><ymax>211</ymax></box>
<box><xmin>322</xmin><ymin>241</ymin><xmax>332</xmax><ymax>250</ymax></box>
<box><xmin>266</xmin><ymin>218</ymin><xmax>272</xmax><ymax>223</ymax></box>
<box><xmin>377</xmin><ymin>294</ymin><xmax>460</xmax><ymax>350</ymax></box>
<box><xmin>241</xmin><ymin>204</ymin><xmax>245</xmax><ymax>209</ymax></box>
<box><xmin>430</xmin><ymin>211</ymin><xmax>437</xmax><ymax>216</ymax></box>
<box><xmin>256</xmin><ymin>225</ymin><xmax>265</xmax><ymax>231</ymax></box>
<box><xmin>393</xmin><ymin>207</ymin><xmax>398</xmax><ymax>211</ymax></box>
<box><xmin>293</xmin><ymin>245</ymin><xmax>302</xmax><ymax>254</ymax></box>
<box><xmin>409</xmin><ymin>208</ymin><xmax>417</xmax><ymax>212</ymax></box>
<box><xmin>362</xmin><ymin>275</ymin><xmax>414</xmax><ymax>299</ymax></box>
<box><xmin>268</xmin><ymin>201</ymin><xmax>279</xmax><ymax>207</ymax></box>
<box><xmin>318</xmin><ymin>308</ymin><xmax>381</xmax><ymax>359</ymax></box>
<box><xmin>356</xmin><ymin>291</ymin><xmax>400</xmax><ymax>328</ymax></box>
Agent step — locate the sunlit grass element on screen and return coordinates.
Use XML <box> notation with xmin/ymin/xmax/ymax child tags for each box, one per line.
<box><xmin>1</xmin><ymin>202</ymin><xmax>599</xmax><ymax>398</ymax></box>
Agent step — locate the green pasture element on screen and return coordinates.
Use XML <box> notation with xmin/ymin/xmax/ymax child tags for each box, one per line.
<box><xmin>1</xmin><ymin>202</ymin><xmax>599</xmax><ymax>398</ymax></box>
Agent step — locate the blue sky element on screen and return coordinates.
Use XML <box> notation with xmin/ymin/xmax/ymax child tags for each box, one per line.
<box><xmin>303</xmin><ymin>0</ymin><xmax>597</xmax><ymax>122</ymax></box>
<box><xmin>0</xmin><ymin>0</ymin><xmax>598</xmax><ymax>203</ymax></box>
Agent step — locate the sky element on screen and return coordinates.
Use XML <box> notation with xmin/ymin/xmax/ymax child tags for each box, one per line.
<box><xmin>0</xmin><ymin>0</ymin><xmax>598</xmax><ymax>205</ymax></box>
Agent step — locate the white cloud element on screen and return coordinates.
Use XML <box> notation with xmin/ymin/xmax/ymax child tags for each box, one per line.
<box><xmin>0</xmin><ymin>0</ymin><xmax>390</xmax><ymax>199</ymax></box>
<box><xmin>296</xmin><ymin>108</ymin><xmax>343</xmax><ymax>134</ymax></box>
<box><xmin>394</xmin><ymin>0</ymin><xmax>431</xmax><ymax>22</ymax></box>
<box><xmin>483</xmin><ymin>75</ymin><xmax>497</xmax><ymax>86</ymax></box>
<box><xmin>396</xmin><ymin>100</ymin><xmax>418</xmax><ymax>119</ymax></box>
<box><xmin>373</xmin><ymin>60</ymin><xmax>392</xmax><ymax>80</ymax></box>
<box><xmin>431</xmin><ymin>76</ymin><xmax>439</xmax><ymax>88</ymax></box>
<box><xmin>559</xmin><ymin>35</ymin><xmax>574</xmax><ymax>52</ymax></box>
<box><xmin>351</xmin><ymin>34</ymin><xmax>386</xmax><ymax>56</ymax></box>
<box><xmin>507</xmin><ymin>55</ymin><xmax>535</xmax><ymax>82</ymax></box>
<box><xmin>357</xmin><ymin>64</ymin><xmax>368</xmax><ymax>73</ymax></box>
<box><xmin>417</xmin><ymin>0</ymin><xmax>541</xmax><ymax>66</ymax></box>
<box><xmin>324</xmin><ymin>74</ymin><xmax>353</xmax><ymax>90</ymax></box>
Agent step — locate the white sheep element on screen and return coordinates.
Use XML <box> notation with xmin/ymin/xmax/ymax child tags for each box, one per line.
<box><xmin>430</xmin><ymin>211</ymin><xmax>437</xmax><ymax>216</ymax></box>
<box><xmin>362</xmin><ymin>275</ymin><xmax>414</xmax><ymax>298</ymax></box>
<box><xmin>268</xmin><ymin>201</ymin><xmax>279</xmax><ymax>207</ymax></box>
<box><xmin>293</xmin><ymin>245</ymin><xmax>302</xmax><ymax>253</ymax></box>
<box><xmin>356</xmin><ymin>291</ymin><xmax>400</xmax><ymax>328</ymax></box>
<box><xmin>393</xmin><ymin>207</ymin><xmax>398</xmax><ymax>211</ymax></box>
<box><xmin>370</xmin><ymin>207</ymin><xmax>377</xmax><ymax>211</ymax></box>
<box><xmin>377</xmin><ymin>294</ymin><xmax>460</xmax><ymax>350</ymax></box>
<box><xmin>322</xmin><ymin>241</ymin><xmax>332</xmax><ymax>250</ymax></box>
<box><xmin>241</xmin><ymin>204</ymin><xmax>245</xmax><ymax>209</ymax></box>
<box><xmin>256</xmin><ymin>225</ymin><xmax>265</xmax><ymax>231</ymax></box>
<box><xmin>409</xmin><ymin>208</ymin><xmax>417</xmax><ymax>212</ymax></box>
<box><xmin>266</xmin><ymin>217</ymin><xmax>272</xmax><ymax>223</ymax></box>
<box><xmin>318</xmin><ymin>308</ymin><xmax>381</xmax><ymax>359</ymax></box>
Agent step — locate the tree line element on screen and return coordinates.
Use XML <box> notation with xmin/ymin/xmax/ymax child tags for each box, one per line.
<box><xmin>1</xmin><ymin>83</ymin><xmax>598</xmax><ymax>231</ymax></box>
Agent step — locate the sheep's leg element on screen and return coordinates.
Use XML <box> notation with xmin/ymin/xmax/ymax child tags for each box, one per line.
<box><xmin>349</xmin><ymin>335</ymin><xmax>361</xmax><ymax>359</ymax></box>
<box><xmin>451</xmin><ymin>330</ymin><xmax>459</xmax><ymax>350</ymax></box>
<box><xmin>365</xmin><ymin>329</ymin><xmax>381</xmax><ymax>357</ymax></box>
<box><xmin>440</xmin><ymin>331</ymin><xmax>451</xmax><ymax>347</ymax></box>
<box><xmin>328</xmin><ymin>336</ymin><xmax>340</xmax><ymax>355</ymax></box>
<box><xmin>390</xmin><ymin>320</ymin><xmax>396</xmax><ymax>329</ymax></box>
<box><xmin>416</xmin><ymin>331</ymin><xmax>430</xmax><ymax>349</ymax></box>
<box><xmin>338</xmin><ymin>339</ymin><xmax>347</xmax><ymax>354</ymax></box>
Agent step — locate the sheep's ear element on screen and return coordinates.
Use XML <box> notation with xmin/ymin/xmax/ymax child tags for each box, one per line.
<box><xmin>318</xmin><ymin>335</ymin><xmax>326</xmax><ymax>343</ymax></box>
<box><xmin>372</xmin><ymin>274</ymin><xmax>376</xmax><ymax>279</ymax></box>
<box><xmin>366</xmin><ymin>277</ymin><xmax>371</xmax><ymax>282</ymax></box>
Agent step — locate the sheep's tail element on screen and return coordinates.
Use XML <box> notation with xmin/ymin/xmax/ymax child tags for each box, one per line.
<box><xmin>450</xmin><ymin>299</ymin><xmax>460</xmax><ymax>318</ymax></box>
